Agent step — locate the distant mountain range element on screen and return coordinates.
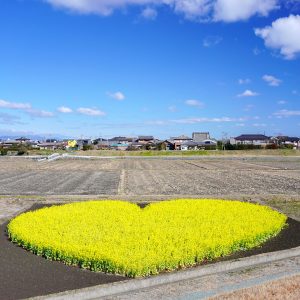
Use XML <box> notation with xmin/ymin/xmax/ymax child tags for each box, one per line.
<box><xmin>0</xmin><ymin>134</ymin><xmax>71</xmax><ymax>141</ymax></box>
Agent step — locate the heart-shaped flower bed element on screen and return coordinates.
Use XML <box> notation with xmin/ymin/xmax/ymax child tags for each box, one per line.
<box><xmin>8</xmin><ymin>199</ymin><xmax>286</xmax><ymax>277</ymax></box>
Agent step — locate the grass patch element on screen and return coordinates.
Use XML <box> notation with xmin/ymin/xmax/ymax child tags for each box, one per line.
<box><xmin>26</xmin><ymin>149</ymin><xmax>300</xmax><ymax>157</ymax></box>
<box><xmin>264</xmin><ymin>199</ymin><xmax>300</xmax><ymax>220</ymax></box>
<box><xmin>8</xmin><ymin>199</ymin><xmax>287</xmax><ymax>277</ymax></box>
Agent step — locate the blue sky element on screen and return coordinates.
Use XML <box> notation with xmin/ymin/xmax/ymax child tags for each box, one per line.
<box><xmin>0</xmin><ymin>0</ymin><xmax>300</xmax><ymax>139</ymax></box>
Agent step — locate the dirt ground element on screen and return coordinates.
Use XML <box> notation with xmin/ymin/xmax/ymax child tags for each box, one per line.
<box><xmin>211</xmin><ymin>275</ymin><xmax>300</xmax><ymax>300</ymax></box>
<box><xmin>0</xmin><ymin>156</ymin><xmax>299</xmax><ymax>197</ymax></box>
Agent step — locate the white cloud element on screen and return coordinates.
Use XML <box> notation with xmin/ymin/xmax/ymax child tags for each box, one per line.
<box><xmin>0</xmin><ymin>99</ymin><xmax>54</xmax><ymax>118</ymax></box>
<box><xmin>262</xmin><ymin>74</ymin><xmax>282</xmax><ymax>86</ymax></box>
<box><xmin>244</xmin><ymin>104</ymin><xmax>254</xmax><ymax>111</ymax></box>
<box><xmin>77</xmin><ymin>107</ymin><xmax>106</xmax><ymax>116</ymax></box>
<box><xmin>185</xmin><ymin>99</ymin><xmax>204</xmax><ymax>107</ymax></box>
<box><xmin>44</xmin><ymin>0</ymin><xmax>279</xmax><ymax>22</ymax></box>
<box><xmin>277</xmin><ymin>100</ymin><xmax>287</xmax><ymax>105</ymax></box>
<box><xmin>253</xmin><ymin>123</ymin><xmax>267</xmax><ymax>127</ymax></box>
<box><xmin>253</xmin><ymin>47</ymin><xmax>261</xmax><ymax>55</ymax></box>
<box><xmin>237</xmin><ymin>90</ymin><xmax>259</xmax><ymax>97</ymax></box>
<box><xmin>57</xmin><ymin>106</ymin><xmax>73</xmax><ymax>113</ymax></box>
<box><xmin>141</xmin><ymin>7</ymin><xmax>158</xmax><ymax>20</ymax></box>
<box><xmin>0</xmin><ymin>99</ymin><xmax>31</xmax><ymax>110</ymax></box>
<box><xmin>146</xmin><ymin>120</ymin><xmax>168</xmax><ymax>125</ymax></box>
<box><xmin>26</xmin><ymin>109</ymin><xmax>54</xmax><ymax>118</ymax></box>
<box><xmin>214</xmin><ymin>0</ymin><xmax>278</xmax><ymax>22</ymax></box>
<box><xmin>168</xmin><ymin>105</ymin><xmax>177</xmax><ymax>112</ymax></box>
<box><xmin>274</xmin><ymin>109</ymin><xmax>300</xmax><ymax>117</ymax></box>
<box><xmin>203</xmin><ymin>35</ymin><xmax>222</xmax><ymax>47</ymax></box>
<box><xmin>172</xmin><ymin>116</ymin><xmax>245</xmax><ymax>124</ymax></box>
<box><xmin>0</xmin><ymin>112</ymin><xmax>22</xmax><ymax>125</ymax></box>
<box><xmin>107</xmin><ymin>91</ymin><xmax>125</xmax><ymax>101</ymax></box>
<box><xmin>255</xmin><ymin>15</ymin><xmax>300</xmax><ymax>59</ymax></box>
<box><xmin>238</xmin><ymin>78</ymin><xmax>251</xmax><ymax>85</ymax></box>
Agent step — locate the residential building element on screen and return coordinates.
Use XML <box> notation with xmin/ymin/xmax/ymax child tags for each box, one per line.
<box><xmin>76</xmin><ymin>139</ymin><xmax>92</xmax><ymax>150</ymax></box>
<box><xmin>181</xmin><ymin>141</ymin><xmax>199</xmax><ymax>151</ymax></box>
<box><xmin>233</xmin><ymin>134</ymin><xmax>270</xmax><ymax>146</ymax></box>
<box><xmin>15</xmin><ymin>137</ymin><xmax>31</xmax><ymax>144</ymax></box>
<box><xmin>136</xmin><ymin>136</ymin><xmax>154</xmax><ymax>144</ymax></box>
<box><xmin>192</xmin><ymin>132</ymin><xmax>210</xmax><ymax>142</ymax></box>
<box><xmin>38</xmin><ymin>142</ymin><xmax>65</xmax><ymax>150</ymax></box>
<box><xmin>170</xmin><ymin>135</ymin><xmax>192</xmax><ymax>150</ymax></box>
<box><xmin>275</xmin><ymin>136</ymin><xmax>300</xmax><ymax>149</ymax></box>
<box><xmin>1</xmin><ymin>140</ymin><xmax>20</xmax><ymax>148</ymax></box>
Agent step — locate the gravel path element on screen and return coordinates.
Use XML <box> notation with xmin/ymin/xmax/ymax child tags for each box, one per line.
<box><xmin>105</xmin><ymin>256</ymin><xmax>300</xmax><ymax>300</ymax></box>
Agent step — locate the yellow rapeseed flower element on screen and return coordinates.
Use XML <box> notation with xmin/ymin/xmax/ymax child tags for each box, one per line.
<box><xmin>7</xmin><ymin>199</ymin><xmax>287</xmax><ymax>277</ymax></box>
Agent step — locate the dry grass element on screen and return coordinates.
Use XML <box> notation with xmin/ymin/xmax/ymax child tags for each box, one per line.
<box><xmin>264</xmin><ymin>198</ymin><xmax>300</xmax><ymax>220</ymax></box>
<box><xmin>72</xmin><ymin>149</ymin><xmax>300</xmax><ymax>157</ymax></box>
<box><xmin>211</xmin><ymin>275</ymin><xmax>300</xmax><ymax>300</ymax></box>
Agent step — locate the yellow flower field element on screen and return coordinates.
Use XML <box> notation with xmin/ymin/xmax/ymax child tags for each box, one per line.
<box><xmin>7</xmin><ymin>199</ymin><xmax>287</xmax><ymax>277</ymax></box>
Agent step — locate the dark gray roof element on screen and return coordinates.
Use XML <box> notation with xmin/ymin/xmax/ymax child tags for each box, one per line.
<box><xmin>138</xmin><ymin>136</ymin><xmax>154</xmax><ymax>140</ymax></box>
<box><xmin>181</xmin><ymin>141</ymin><xmax>199</xmax><ymax>146</ymax></box>
<box><xmin>109</xmin><ymin>137</ymin><xmax>134</xmax><ymax>142</ymax></box>
<box><xmin>38</xmin><ymin>143</ymin><xmax>63</xmax><ymax>146</ymax></box>
<box><xmin>15</xmin><ymin>137</ymin><xmax>30</xmax><ymax>141</ymax></box>
<box><xmin>163</xmin><ymin>140</ymin><xmax>175</xmax><ymax>144</ymax></box>
<box><xmin>2</xmin><ymin>140</ymin><xmax>20</xmax><ymax>144</ymax></box>
<box><xmin>170</xmin><ymin>135</ymin><xmax>192</xmax><ymax>140</ymax></box>
<box><xmin>197</xmin><ymin>140</ymin><xmax>217</xmax><ymax>145</ymax></box>
<box><xmin>131</xmin><ymin>142</ymin><xmax>144</xmax><ymax>146</ymax></box>
<box><xmin>235</xmin><ymin>134</ymin><xmax>269</xmax><ymax>141</ymax></box>
<box><xmin>277</xmin><ymin>136</ymin><xmax>300</xmax><ymax>142</ymax></box>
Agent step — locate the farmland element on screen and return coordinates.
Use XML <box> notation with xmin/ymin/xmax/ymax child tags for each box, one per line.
<box><xmin>0</xmin><ymin>157</ymin><xmax>300</xmax><ymax>196</ymax></box>
<box><xmin>1</xmin><ymin>155</ymin><xmax>300</xmax><ymax>299</ymax></box>
<box><xmin>0</xmin><ymin>156</ymin><xmax>299</xmax><ymax>197</ymax></box>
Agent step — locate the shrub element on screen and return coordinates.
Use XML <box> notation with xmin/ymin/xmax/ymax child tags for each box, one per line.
<box><xmin>0</xmin><ymin>148</ymin><xmax>7</xmax><ymax>156</ymax></box>
<box><xmin>266</xmin><ymin>144</ymin><xmax>278</xmax><ymax>149</ymax></box>
<box><xmin>82</xmin><ymin>144</ymin><xmax>94</xmax><ymax>151</ymax></box>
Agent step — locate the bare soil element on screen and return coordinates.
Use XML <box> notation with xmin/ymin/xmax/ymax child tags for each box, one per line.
<box><xmin>0</xmin><ymin>157</ymin><xmax>299</xmax><ymax>196</ymax></box>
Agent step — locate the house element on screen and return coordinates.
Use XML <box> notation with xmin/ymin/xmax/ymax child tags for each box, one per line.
<box><xmin>37</xmin><ymin>142</ymin><xmax>65</xmax><ymax>150</ymax></box>
<box><xmin>110</xmin><ymin>143</ymin><xmax>129</xmax><ymax>151</ymax></box>
<box><xmin>27</xmin><ymin>141</ymin><xmax>39</xmax><ymax>148</ymax></box>
<box><xmin>180</xmin><ymin>140</ymin><xmax>217</xmax><ymax>151</ymax></box>
<box><xmin>192</xmin><ymin>132</ymin><xmax>210</xmax><ymax>142</ymax></box>
<box><xmin>94</xmin><ymin>138</ymin><xmax>109</xmax><ymax>149</ymax></box>
<box><xmin>129</xmin><ymin>141</ymin><xmax>144</xmax><ymax>150</ymax></box>
<box><xmin>276</xmin><ymin>136</ymin><xmax>300</xmax><ymax>149</ymax></box>
<box><xmin>233</xmin><ymin>134</ymin><xmax>270</xmax><ymax>146</ymax></box>
<box><xmin>46</xmin><ymin>138</ymin><xmax>59</xmax><ymax>143</ymax></box>
<box><xmin>108</xmin><ymin>137</ymin><xmax>134</xmax><ymax>146</ymax></box>
<box><xmin>170</xmin><ymin>135</ymin><xmax>193</xmax><ymax>150</ymax></box>
<box><xmin>1</xmin><ymin>140</ymin><xmax>20</xmax><ymax>148</ymax></box>
<box><xmin>76</xmin><ymin>139</ymin><xmax>92</xmax><ymax>150</ymax></box>
<box><xmin>15</xmin><ymin>137</ymin><xmax>31</xmax><ymax>144</ymax></box>
<box><xmin>162</xmin><ymin>140</ymin><xmax>175</xmax><ymax>151</ymax></box>
<box><xmin>181</xmin><ymin>141</ymin><xmax>199</xmax><ymax>151</ymax></box>
<box><xmin>136</xmin><ymin>136</ymin><xmax>155</xmax><ymax>144</ymax></box>
<box><xmin>198</xmin><ymin>139</ymin><xmax>217</xmax><ymax>146</ymax></box>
